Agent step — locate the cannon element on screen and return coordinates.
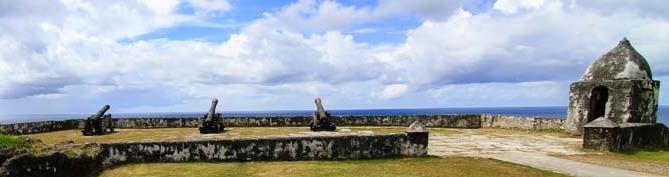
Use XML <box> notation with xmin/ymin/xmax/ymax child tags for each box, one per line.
<box><xmin>310</xmin><ymin>97</ymin><xmax>336</xmax><ymax>131</ymax></box>
<box><xmin>199</xmin><ymin>98</ymin><xmax>225</xmax><ymax>134</ymax></box>
<box><xmin>81</xmin><ymin>104</ymin><xmax>114</xmax><ymax>135</ymax></box>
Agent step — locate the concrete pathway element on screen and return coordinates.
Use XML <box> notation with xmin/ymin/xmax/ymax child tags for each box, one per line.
<box><xmin>428</xmin><ymin>129</ymin><xmax>666</xmax><ymax>177</ymax></box>
<box><xmin>482</xmin><ymin>152</ymin><xmax>664</xmax><ymax>177</ymax></box>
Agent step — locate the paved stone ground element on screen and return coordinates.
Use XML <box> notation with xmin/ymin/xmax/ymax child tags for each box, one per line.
<box><xmin>428</xmin><ymin>129</ymin><xmax>665</xmax><ymax>177</ymax></box>
<box><xmin>429</xmin><ymin>129</ymin><xmax>586</xmax><ymax>156</ymax></box>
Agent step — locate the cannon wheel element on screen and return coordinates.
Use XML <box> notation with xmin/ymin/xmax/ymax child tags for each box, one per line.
<box><xmin>218</xmin><ymin>123</ymin><xmax>225</xmax><ymax>132</ymax></box>
<box><xmin>309</xmin><ymin>121</ymin><xmax>316</xmax><ymax>131</ymax></box>
<box><xmin>82</xmin><ymin>129</ymin><xmax>91</xmax><ymax>136</ymax></box>
<box><xmin>328</xmin><ymin>122</ymin><xmax>336</xmax><ymax>131</ymax></box>
<box><xmin>108</xmin><ymin>117</ymin><xmax>114</xmax><ymax>133</ymax></box>
<box><xmin>95</xmin><ymin>119</ymin><xmax>103</xmax><ymax>135</ymax></box>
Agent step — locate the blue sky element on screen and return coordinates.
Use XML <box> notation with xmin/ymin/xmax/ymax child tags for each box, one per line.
<box><xmin>0</xmin><ymin>0</ymin><xmax>668</xmax><ymax>114</ymax></box>
<box><xmin>128</xmin><ymin>0</ymin><xmax>496</xmax><ymax>44</ymax></box>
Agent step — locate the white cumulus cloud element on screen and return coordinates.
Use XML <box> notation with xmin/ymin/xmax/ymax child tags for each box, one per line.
<box><xmin>374</xmin><ymin>84</ymin><xmax>409</xmax><ymax>100</ymax></box>
<box><xmin>1</xmin><ymin>0</ymin><xmax>668</xmax><ymax>114</ymax></box>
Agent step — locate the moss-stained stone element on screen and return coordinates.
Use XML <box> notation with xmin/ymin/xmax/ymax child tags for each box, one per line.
<box><xmin>566</xmin><ymin>38</ymin><xmax>660</xmax><ymax>135</ymax></box>
<box><xmin>583</xmin><ymin>123</ymin><xmax>669</xmax><ymax>152</ymax></box>
<box><xmin>581</xmin><ymin>38</ymin><xmax>653</xmax><ymax>81</ymax></box>
<box><xmin>2</xmin><ymin>132</ymin><xmax>429</xmax><ymax>177</ymax></box>
<box><xmin>584</xmin><ymin>117</ymin><xmax>619</xmax><ymax>128</ymax></box>
<box><xmin>98</xmin><ymin>133</ymin><xmax>428</xmax><ymax>167</ymax></box>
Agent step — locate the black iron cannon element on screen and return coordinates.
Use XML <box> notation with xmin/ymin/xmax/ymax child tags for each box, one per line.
<box><xmin>81</xmin><ymin>104</ymin><xmax>114</xmax><ymax>135</ymax></box>
<box><xmin>310</xmin><ymin>97</ymin><xmax>336</xmax><ymax>131</ymax></box>
<box><xmin>199</xmin><ymin>98</ymin><xmax>225</xmax><ymax>134</ymax></box>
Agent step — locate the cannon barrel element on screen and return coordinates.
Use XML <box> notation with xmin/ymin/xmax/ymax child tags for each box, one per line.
<box><xmin>314</xmin><ymin>98</ymin><xmax>327</xmax><ymax>118</ymax></box>
<box><xmin>90</xmin><ymin>104</ymin><xmax>110</xmax><ymax>119</ymax></box>
<box><xmin>206</xmin><ymin>98</ymin><xmax>218</xmax><ymax>122</ymax></box>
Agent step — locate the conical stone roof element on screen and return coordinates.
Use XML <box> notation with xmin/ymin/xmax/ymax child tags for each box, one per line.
<box><xmin>406</xmin><ymin>121</ymin><xmax>428</xmax><ymax>133</ymax></box>
<box><xmin>581</xmin><ymin>38</ymin><xmax>653</xmax><ymax>81</ymax></box>
<box><xmin>583</xmin><ymin>117</ymin><xmax>619</xmax><ymax>128</ymax></box>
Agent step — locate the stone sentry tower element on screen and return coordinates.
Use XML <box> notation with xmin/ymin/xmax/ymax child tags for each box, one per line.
<box><xmin>565</xmin><ymin>38</ymin><xmax>660</xmax><ymax>135</ymax></box>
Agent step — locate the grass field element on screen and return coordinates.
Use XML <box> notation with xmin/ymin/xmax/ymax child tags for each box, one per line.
<box><xmin>25</xmin><ymin>126</ymin><xmax>448</xmax><ymax>146</ymax></box>
<box><xmin>98</xmin><ymin>156</ymin><xmax>568</xmax><ymax>177</ymax></box>
<box><xmin>618</xmin><ymin>150</ymin><xmax>669</xmax><ymax>163</ymax></box>
<box><xmin>23</xmin><ymin>127</ymin><xmax>564</xmax><ymax>146</ymax></box>
<box><xmin>0</xmin><ymin>134</ymin><xmax>26</xmax><ymax>148</ymax></box>
<box><xmin>559</xmin><ymin>150</ymin><xmax>669</xmax><ymax>176</ymax></box>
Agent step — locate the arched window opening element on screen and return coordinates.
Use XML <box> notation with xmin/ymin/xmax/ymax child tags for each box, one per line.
<box><xmin>587</xmin><ymin>86</ymin><xmax>609</xmax><ymax>122</ymax></box>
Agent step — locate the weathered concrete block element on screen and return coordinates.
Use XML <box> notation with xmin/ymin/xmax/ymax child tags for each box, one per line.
<box><xmin>405</xmin><ymin>121</ymin><xmax>429</xmax><ymax>156</ymax></box>
<box><xmin>583</xmin><ymin>120</ymin><xmax>669</xmax><ymax>151</ymax></box>
<box><xmin>583</xmin><ymin>127</ymin><xmax>621</xmax><ymax>151</ymax></box>
<box><xmin>1</xmin><ymin>152</ymin><xmax>102</xmax><ymax>177</ymax></box>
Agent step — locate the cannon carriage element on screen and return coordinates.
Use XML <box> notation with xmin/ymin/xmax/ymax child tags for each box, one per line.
<box><xmin>82</xmin><ymin>104</ymin><xmax>114</xmax><ymax>135</ymax></box>
<box><xmin>199</xmin><ymin>98</ymin><xmax>225</xmax><ymax>134</ymax></box>
<box><xmin>310</xmin><ymin>98</ymin><xmax>336</xmax><ymax>131</ymax></box>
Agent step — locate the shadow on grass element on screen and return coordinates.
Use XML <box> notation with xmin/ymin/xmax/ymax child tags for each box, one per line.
<box><xmin>617</xmin><ymin>146</ymin><xmax>669</xmax><ymax>155</ymax></box>
<box><xmin>200</xmin><ymin>129</ymin><xmax>230</xmax><ymax>134</ymax></box>
<box><xmin>100</xmin><ymin>155</ymin><xmax>446</xmax><ymax>172</ymax></box>
<box><xmin>98</xmin><ymin>155</ymin><xmax>570</xmax><ymax>177</ymax></box>
<box><xmin>614</xmin><ymin>146</ymin><xmax>669</xmax><ymax>164</ymax></box>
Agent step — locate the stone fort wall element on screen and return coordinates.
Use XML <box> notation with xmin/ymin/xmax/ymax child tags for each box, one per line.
<box><xmin>1</xmin><ymin>132</ymin><xmax>428</xmax><ymax>177</ymax></box>
<box><xmin>0</xmin><ymin>114</ymin><xmax>565</xmax><ymax>135</ymax></box>
<box><xmin>100</xmin><ymin>133</ymin><xmax>427</xmax><ymax>166</ymax></box>
<box><xmin>0</xmin><ymin>114</ymin><xmax>565</xmax><ymax>176</ymax></box>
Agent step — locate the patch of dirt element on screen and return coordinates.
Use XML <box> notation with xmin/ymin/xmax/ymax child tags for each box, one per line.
<box><xmin>23</xmin><ymin>127</ymin><xmax>408</xmax><ymax>146</ymax></box>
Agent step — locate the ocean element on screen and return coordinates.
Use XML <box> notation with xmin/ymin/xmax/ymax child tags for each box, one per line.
<box><xmin>2</xmin><ymin>106</ymin><xmax>668</xmax><ymax>125</ymax></box>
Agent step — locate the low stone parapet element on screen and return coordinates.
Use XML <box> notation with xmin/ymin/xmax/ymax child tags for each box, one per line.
<box><xmin>113</xmin><ymin>117</ymin><xmax>200</xmax><ymax>129</ymax></box>
<box><xmin>337</xmin><ymin>114</ymin><xmax>481</xmax><ymax>128</ymax></box>
<box><xmin>480</xmin><ymin>114</ymin><xmax>564</xmax><ymax>130</ymax></box>
<box><xmin>1</xmin><ymin>114</ymin><xmax>567</xmax><ymax>135</ymax></box>
<box><xmin>0</xmin><ymin>130</ymin><xmax>428</xmax><ymax>177</ymax></box>
<box><xmin>100</xmin><ymin>132</ymin><xmax>427</xmax><ymax>167</ymax></box>
<box><xmin>0</xmin><ymin>119</ymin><xmax>83</xmax><ymax>135</ymax></box>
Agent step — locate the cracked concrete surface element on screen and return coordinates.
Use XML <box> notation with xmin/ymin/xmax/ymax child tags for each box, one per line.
<box><xmin>429</xmin><ymin>129</ymin><xmax>586</xmax><ymax>156</ymax></box>
<box><xmin>428</xmin><ymin>129</ymin><xmax>665</xmax><ymax>177</ymax></box>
